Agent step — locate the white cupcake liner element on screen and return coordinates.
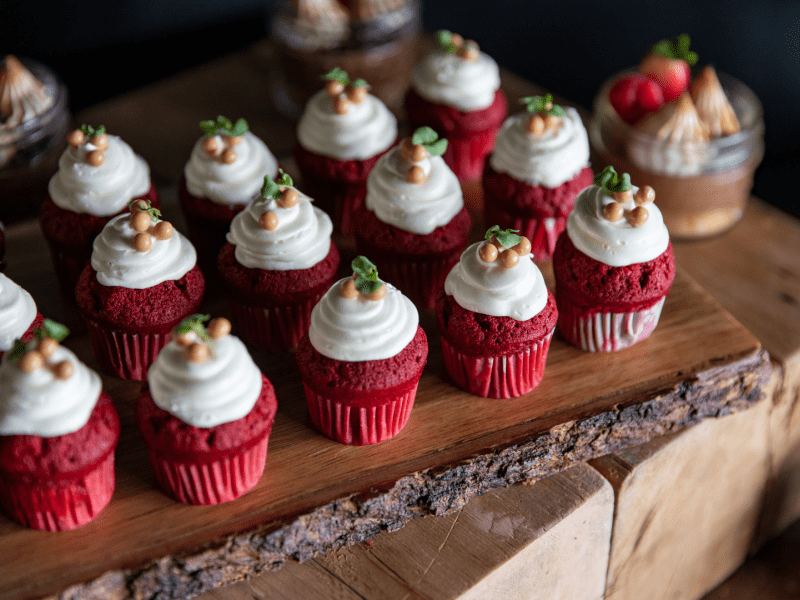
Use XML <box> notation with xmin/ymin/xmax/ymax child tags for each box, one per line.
<box><xmin>559</xmin><ymin>297</ymin><xmax>666</xmax><ymax>352</ymax></box>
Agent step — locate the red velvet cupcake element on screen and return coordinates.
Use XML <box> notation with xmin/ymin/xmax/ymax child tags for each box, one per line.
<box><xmin>296</xmin><ymin>258</ymin><xmax>427</xmax><ymax>446</ymax></box>
<box><xmin>40</xmin><ymin>125</ymin><xmax>159</xmax><ymax>295</ymax></box>
<box><xmin>295</xmin><ymin>69</ymin><xmax>397</xmax><ymax>234</ymax></box>
<box><xmin>179</xmin><ymin>116</ymin><xmax>279</xmax><ymax>272</ymax></box>
<box><xmin>0</xmin><ymin>320</ymin><xmax>120</xmax><ymax>531</ymax></box>
<box><xmin>0</xmin><ymin>273</ymin><xmax>44</xmax><ymax>361</ymax></box>
<box><xmin>553</xmin><ymin>167</ymin><xmax>676</xmax><ymax>352</ymax></box>
<box><xmin>436</xmin><ymin>227</ymin><xmax>557</xmax><ymax>399</ymax></box>
<box><xmin>136</xmin><ymin>316</ymin><xmax>278</xmax><ymax>505</ymax></box>
<box><xmin>219</xmin><ymin>172</ymin><xmax>339</xmax><ymax>351</ymax></box>
<box><xmin>354</xmin><ymin>128</ymin><xmax>471</xmax><ymax>310</ymax></box>
<box><xmin>405</xmin><ymin>31</ymin><xmax>507</xmax><ymax>180</ymax></box>
<box><xmin>483</xmin><ymin>95</ymin><xmax>593</xmax><ymax>260</ymax></box>
<box><xmin>76</xmin><ymin>204</ymin><xmax>205</xmax><ymax>380</ymax></box>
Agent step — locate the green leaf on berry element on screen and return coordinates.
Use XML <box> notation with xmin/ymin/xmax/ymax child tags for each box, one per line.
<box><xmin>351</xmin><ymin>256</ymin><xmax>383</xmax><ymax>294</ymax></box>
<box><xmin>321</xmin><ymin>67</ymin><xmax>350</xmax><ymax>85</ymax></box>
<box><xmin>79</xmin><ymin>124</ymin><xmax>106</xmax><ymax>137</ymax></box>
<box><xmin>276</xmin><ymin>168</ymin><xmax>293</xmax><ymax>188</ymax></box>
<box><xmin>651</xmin><ymin>34</ymin><xmax>698</xmax><ymax>66</ymax></box>
<box><xmin>261</xmin><ymin>174</ymin><xmax>282</xmax><ymax>201</ymax></box>
<box><xmin>484</xmin><ymin>225</ymin><xmax>521</xmax><ymax>249</ymax></box>
<box><xmin>199</xmin><ymin>116</ymin><xmax>249</xmax><ymax>137</ymax></box>
<box><xmin>519</xmin><ymin>94</ymin><xmax>566</xmax><ymax>117</ymax></box>
<box><xmin>229</xmin><ymin>118</ymin><xmax>249</xmax><ymax>137</ymax></box>
<box><xmin>35</xmin><ymin>319</ymin><xmax>70</xmax><ymax>342</ymax></box>
<box><xmin>174</xmin><ymin>314</ymin><xmax>212</xmax><ymax>343</ymax></box>
<box><xmin>127</xmin><ymin>198</ymin><xmax>160</xmax><ymax>222</ymax></box>
<box><xmin>595</xmin><ymin>166</ymin><xmax>632</xmax><ymax>194</ymax></box>
<box><xmin>436</xmin><ymin>30</ymin><xmax>458</xmax><ymax>53</ymax></box>
<box><xmin>9</xmin><ymin>339</ymin><xmax>28</xmax><ymax>361</ymax></box>
<box><xmin>350</xmin><ymin>78</ymin><xmax>369</xmax><ymax>89</ymax></box>
<box><xmin>411</xmin><ymin>127</ymin><xmax>448</xmax><ymax>157</ymax></box>
<box><xmin>128</xmin><ymin>199</ymin><xmax>151</xmax><ymax>210</ymax></box>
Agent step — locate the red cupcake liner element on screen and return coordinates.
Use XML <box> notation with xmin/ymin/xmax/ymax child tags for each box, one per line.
<box><xmin>558</xmin><ymin>297</ymin><xmax>666</xmax><ymax>352</ymax></box>
<box><xmin>483</xmin><ymin>205</ymin><xmax>565</xmax><ymax>261</ymax></box>
<box><xmin>303</xmin><ymin>382</ymin><xmax>418</xmax><ymax>446</ymax></box>
<box><xmin>440</xmin><ymin>330</ymin><xmax>554</xmax><ymax>399</ymax></box>
<box><xmin>443</xmin><ymin>128</ymin><xmax>501</xmax><ymax>181</ymax></box>
<box><xmin>0</xmin><ymin>451</ymin><xmax>115</xmax><ymax>531</ymax></box>
<box><xmin>228</xmin><ymin>293</ymin><xmax>323</xmax><ymax>351</ymax></box>
<box><xmin>85</xmin><ymin>320</ymin><xmax>171</xmax><ymax>381</ymax></box>
<box><xmin>300</xmin><ymin>172</ymin><xmax>367</xmax><ymax>236</ymax></box>
<box><xmin>370</xmin><ymin>252</ymin><xmax>460</xmax><ymax>310</ymax></box>
<box><xmin>146</xmin><ymin>434</ymin><xmax>269</xmax><ymax>505</ymax></box>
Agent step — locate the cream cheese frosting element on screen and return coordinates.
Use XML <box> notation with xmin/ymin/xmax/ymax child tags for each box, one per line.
<box><xmin>365</xmin><ymin>146</ymin><xmax>463</xmax><ymax>235</ymax></box>
<box><xmin>566</xmin><ymin>184</ymin><xmax>670</xmax><ymax>267</ymax></box>
<box><xmin>0</xmin><ymin>342</ymin><xmax>102</xmax><ymax>437</ymax></box>
<box><xmin>309</xmin><ymin>278</ymin><xmax>418</xmax><ymax>362</ymax></box>
<box><xmin>411</xmin><ymin>49</ymin><xmax>501</xmax><ymax>111</ymax></box>
<box><xmin>0</xmin><ymin>274</ymin><xmax>37</xmax><ymax>352</ymax></box>
<box><xmin>227</xmin><ymin>188</ymin><xmax>333</xmax><ymax>271</ymax></box>
<box><xmin>91</xmin><ymin>213</ymin><xmax>197</xmax><ymax>289</ymax></box>
<box><xmin>184</xmin><ymin>131</ymin><xmax>278</xmax><ymax>206</ymax></box>
<box><xmin>444</xmin><ymin>242</ymin><xmax>549</xmax><ymax>321</ymax></box>
<box><xmin>48</xmin><ymin>134</ymin><xmax>150</xmax><ymax>216</ymax></box>
<box><xmin>147</xmin><ymin>333</ymin><xmax>262</xmax><ymax>428</ymax></box>
<box><xmin>297</xmin><ymin>90</ymin><xmax>397</xmax><ymax>161</ymax></box>
<box><xmin>490</xmin><ymin>108</ymin><xmax>590</xmax><ymax>187</ymax></box>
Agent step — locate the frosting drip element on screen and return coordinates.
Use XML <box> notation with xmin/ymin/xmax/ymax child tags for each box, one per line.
<box><xmin>0</xmin><ymin>343</ymin><xmax>102</xmax><ymax>436</ymax></box>
<box><xmin>365</xmin><ymin>147</ymin><xmax>463</xmax><ymax>235</ymax></box>
<box><xmin>490</xmin><ymin>108</ymin><xmax>590</xmax><ymax>187</ymax></box>
<box><xmin>444</xmin><ymin>242</ymin><xmax>548</xmax><ymax>321</ymax></box>
<box><xmin>0</xmin><ymin>274</ymin><xmax>37</xmax><ymax>352</ymax></box>
<box><xmin>297</xmin><ymin>90</ymin><xmax>397</xmax><ymax>160</ymax></box>
<box><xmin>184</xmin><ymin>131</ymin><xmax>278</xmax><ymax>206</ymax></box>
<box><xmin>411</xmin><ymin>50</ymin><xmax>501</xmax><ymax>111</ymax></box>
<box><xmin>309</xmin><ymin>278</ymin><xmax>418</xmax><ymax>361</ymax></box>
<box><xmin>48</xmin><ymin>134</ymin><xmax>151</xmax><ymax>216</ymax></box>
<box><xmin>91</xmin><ymin>213</ymin><xmax>197</xmax><ymax>289</ymax></box>
<box><xmin>147</xmin><ymin>334</ymin><xmax>262</xmax><ymax>428</ymax></box>
<box><xmin>566</xmin><ymin>185</ymin><xmax>670</xmax><ymax>267</ymax></box>
<box><xmin>227</xmin><ymin>188</ymin><xmax>333</xmax><ymax>271</ymax></box>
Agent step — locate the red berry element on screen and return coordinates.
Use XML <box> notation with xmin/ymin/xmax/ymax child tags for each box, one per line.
<box><xmin>635</xmin><ymin>78</ymin><xmax>665</xmax><ymax>114</ymax></box>
<box><xmin>640</xmin><ymin>54</ymin><xmax>691</xmax><ymax>102</ymax></box>
<box><xmin>609</xmin><ymin>74</ymin><xmax>646</xmax><ymax>125</ymax></box>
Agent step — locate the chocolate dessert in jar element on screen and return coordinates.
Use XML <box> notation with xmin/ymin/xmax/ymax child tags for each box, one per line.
<box><xmin>590</xmin><ymin>35</ymin><xmax>764</xmax><ymax>239</ymax></box>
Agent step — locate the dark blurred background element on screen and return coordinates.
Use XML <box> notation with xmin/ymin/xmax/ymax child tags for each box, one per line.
<box><xmin>2</xmin><ymin>0</ymin><xmax>798</xmax><ymax>216</ymax></box>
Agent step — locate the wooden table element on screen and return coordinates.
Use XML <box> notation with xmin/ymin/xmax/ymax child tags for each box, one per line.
<box><xmin>0</xmin><ymin>40</ymin><xmax>775</xmax><ymax>600</ymax></box>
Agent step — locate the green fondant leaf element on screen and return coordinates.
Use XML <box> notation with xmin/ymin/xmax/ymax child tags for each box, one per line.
<box><xmin>261</xmin><ymin>174</ymin><xmax>282</xmax><ymax>201</ymax></box>
<box><xmin>38</xmin><ymin>319</ymin><xmax>70</xmax><ymax>342</ymax></box>
<box><xmin>229</xmin><ymin>118</ymin><xmax>249</xmax><ymax>137</ymax></box>
<box><xmin>276</xmin><ymin>168</ymin><xmax>293</xmax><ymax>188</ymax></box>
<box><xmin>174</xmin><ymin>314</ymin><xmax>212</xmax><ymax>343</ymax></box>
<box><xmin>412</xmin><ymin>126</ymin><xmax>438</xmax><ymax>145</ymax></box>
<box><xmin>426</xmin><ymin>138</ymin><xmax>448</xmax><ymax>157</ymax></box>
<box><xmin>321</xmin><ymin>67</ymin><xmax>350</xmax><ymax>85</ymax></box>
<box><xmin>484</xmin><ymin>225</ymin><xmax>521</xmax><ymax>249</ymax></box>
<box><xmin>9</xmin><ymin>340</ymin><xmax>27</xmax><ymax>361</ymax></box>
<box><xmin>594</xmin><ymin>166</ymin><xmax>633</xmax><ymax>193</ymax></box>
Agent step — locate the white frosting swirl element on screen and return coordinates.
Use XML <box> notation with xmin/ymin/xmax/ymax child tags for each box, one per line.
<box><xmin>411</xmin><ymin>50</ymin><xmax>501</xmax><ymax>111</ymax></box>
<box><xmin>48</xmin><ymin>134</ymin><xmax>151</xmax><ymax>216</ymax></box>
<box><xmin>184</xmin><ymin>131</ymin><xmax>278</xmax><ymax>206</ymax></box>
<box><xmin>490</xmin><ymin>108</ymin><xmax>591</xmax><ymax>187</ymax></box>
<box><xmin>147</xmin><ymin>333</ymin><xmax>262</xmax><ymax>428</ymax></box>
<box><xmin>297</xmin><ymin>90</ymin><xmax>397</xmax><ymax>160</ymax></box>
<box><xmin>227</xmin><ymin>189</ymin><xmax>333</xmax><ymax>271</ymax></box>
<box><xmin>0</xmin><ymin>343</ymin><xmax>102</xmax><ymax>437</ymax></box>
<box><xmin>365</xmin><ymin>147</ymin><xmax>463</xmax><ymax>235</ymax></box>
<box><xmin>91</xmin><ymin>214</ymin><xmax>197</xmax><ymax>289</ymax></box>
<box><xmin>566</xmin><ymin>185</ymin><xmax>670</xmax><ymax>267</ymax></box>
<box><xmin>444</xmin><ymin>242</ymin><xmax>549</xmax><ymax>321</ymax></box>
<box><xmin>309</xmin><ymin>279</ymin><xmax>418</xmax><ymax>362</ymax></box>
<box><xmin>0</xmin><ymin>274</ymin><xmax>37</xmax><ymax>352</ymax></box>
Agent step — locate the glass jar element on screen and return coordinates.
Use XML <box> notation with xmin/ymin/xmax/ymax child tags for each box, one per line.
<box><xmin>0</xmin><ymin>57</ymin><xmax>70</xmax><ymax>223</ymax></box>
<box><xmin>590</xmin><ymin>71</ymin><xmax>764</xmax><ymax>240</ymax></box>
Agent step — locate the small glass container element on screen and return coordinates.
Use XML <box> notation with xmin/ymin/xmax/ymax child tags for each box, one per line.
<box><xmin>590</xmin><ymin>71</ymin><xmax>764</xmax><ymax>239</ymax></box>
<box><xmin>0</xmin><ymin>57</ymin><xmax>70</xmax><ymax>223</ymax></box>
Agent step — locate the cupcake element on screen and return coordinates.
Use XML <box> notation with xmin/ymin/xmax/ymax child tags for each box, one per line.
<box><xmin>40</xmin><ymin>124</ymin><xmax>159</xmax><ymax>295</ymax></box>
<box><xmin>354</xmin><ymin>127</ymin><xmax>471</xmax><ymax>309</ymax></box>
<box><xmin>135</xmin><ymin>315</ymin><xmax>278</xmax><ymax>505</ymax></box>
<box><xmin>0</xmin><ymin>320</ymin><xmax>120</xmax><ymax>531</ymax></box>
<box><xmin>219</xmin><ymin>171</ymin><xmax>339</xmax><ymax>351</ymax></box>
<box><xmin>0</xmin><ymin>273</ymin><xmax>44</xmax><ymax>361</ymax></box>
<box><xmin>405</xmin><ymin>30</ymin><xmax>508</xmax><ymax>180</ymax></box>
<box><xmin>296</xmin><ymin>257</ymin><xmax>427</xmax><ymax>446</ymax></box>
<box><xmin>436</xmin><ymin>226</ymin><xmax>557</xmax><ymax>399</ymax></box>
<box><xmin>483</xmin><ymin>94</ymin><xmax>593</xmax><ymax>260</ymax></box>
<box><xmin>553</xmin><ymin>166</ymin><xmax>676</xmax><ymax>352</ymax></box>
<box><xmin>179</xmin><ymin>116</ymin><xmax>279</xmax><ymax>272</ymax></box>
<box><xmin>76</xmin><ymin>202</ymin><xmax>205</xmax><ymax>380</ymax></box>
<box><xmin>294</xmin><ymin>68</ymin><xmax>398</xmax><ymax>234</ymax></box>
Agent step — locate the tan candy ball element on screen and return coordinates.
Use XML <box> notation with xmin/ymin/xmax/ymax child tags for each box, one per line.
<box><xmin>459</xmin><ymin>46</ymin><xmax>480</xmax><ymax>61</ymax></box>
<box><xmin>450</xmin><ymin>33</ymin><xmax>464</xmax><ymax>47</ymax></box>
<box><xmin>366</xmin><ymin>284</ymin><xmax>387</xmax><ymax>301</ymax></box>
<box><xmin>131</xmin><ymin>210</ymin><xmax>152</xmax><ymax>232</ymax></box>
<box><xmin>629</xmin><ymin>205</ymin><xmax>649</xmax><ymax>227</ymax></box>
<box><xmin>635</xmin><ymin>185</ymin><xmax>656</xmax><ymax>205</ymax></box>
<box><xmin>612</xmin><ymin>189</ymin><xmax>633</xmax><ymax>203</ymax></box>
<box><xmin>173</xmin><ymin>332</ymin><xmax>194</xmax><ymax>347</ymax></box>
<box><xmin>37</xmin><ymin>337</ymin><xmax>59</xmax><ymax>358</ymax></box>
<box><xmin>133</xmin><ymin>232</ymin><xmax>152</xmax><ymax>252</ymax></box>
<box><xmin>129</xmin><ymin>199</ymin><xmax>149</xmax><ymax>213</ymax></box>
<box><xmin>221</xmin><ymin>148</ymin><xmax>237</xmax><ymax>164</ymax></box>
<box><xmin>187</xmin><ymin>342</ymin><xmax>210</xmax><ymax>363</ymax></box>
<box><xmin>153</xmin><ymin>220</ymin><xmax>174</xmax><ymax>240</ymax></box>
<box><xmin>223</xmin><ymin>135</ymin><xmax>243</xmax><ymax>146</ymax></box>
<box><xmin>499</xmin><ymin>248</ymin><xmax>520</xmax><ymax>269</ymax></box>
<box><xmin>201</xmin><ymin>136</ymin><xmax>219</xmax><ymax>155</ymax></box>
<box><xmin>333</xmin><ymin>96</ymin><xmax>351</xmax><ymax>115</ymax></box>
<box><xmin>410</xmin><ymin>144</ymin><xmax>429</xmax><ymax>162</ymax></box>
<box><xmin>67</xmin><ymin>129</ymin><xmax>85</xmax><ymax>148</ymax></box>
<box><xmin>400</xmin><ymin>137</ymin><xmax>414</xmax><ymax>161</ymax></box>
<box><xmin>603</xmin><ymin>201</ymin><xmax>625</xmax><ymax>222</ymax></box>
<box><xmin>346</xmin><ymin>86</ymin><xmax>368</xmax><ymax>104</ymax></box>
<box><xmin>208</xmin><ymin>317</ymin><xmax>231</xmax><ymax>339</ymax></box>
<box><xmin>90</xmin><ymin>133</ymin><xmax>109</xmax><ymax>151</ymax></box>
<box><xmin>406</xmin><ymin>165</ymin><xmax>426</xmax><ymax>184</ymax></box>
<box><xmin>53</xmin><ymin>360</ymin><xmax>74</xmax><ymax>381</ymax></box>
<box><xmin>479</xmin><ymin>242</ymin><xmax>498</xmax><ymax>263</ymax></box>
<box><xmin>340</xmin><ymin>278</ymin><xmax>358</xmax><ymax>299</ymax></box>
<box><xmin>544</xmin><ymin>114</ymin><xmax>560</xmax><ymax>130</ymax></box>
<box><xmin>18</xmin><ymin>351</ymin><xmax>44</xmax><ymax>373</ymax></box>
<box><xmin>526</xmin><ymin>114</ymin><xmax>545</xmax><ymax>136</ymax></box>
<box><xmin>86</xmin><ymin>150</ymin><xmax>105</xmax><ymax>167</ymax></box>
<box><xmin>512</xmin><ymin>236</ymin><xmax>532</xmax><ymax>257</ymax></box>
<box><xmin>325</xmin><ymin>79</ymin><xmax>345</xmax><ymax>97</ymax></box>
<box><xmin>278</xmin><ymin>188</ymin><xmax>299</xmax><ymax>208</ymax></box>
<box><xmin>260</xmin><ymin>211</ymin><xmax>279</xmax><ymax>231</ymax></box>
